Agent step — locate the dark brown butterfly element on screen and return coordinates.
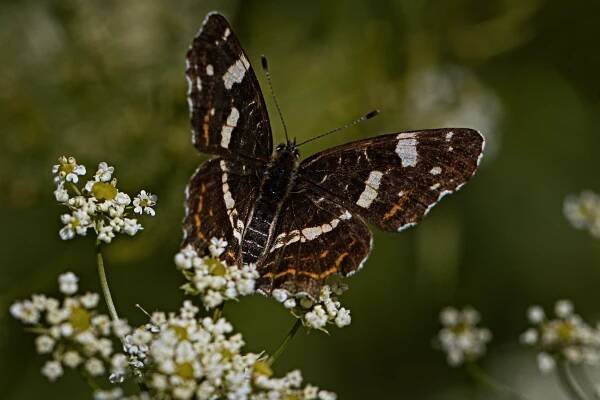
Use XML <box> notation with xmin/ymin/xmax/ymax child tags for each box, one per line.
<box><xmin>182</xmin><ymin>12</ymin><xmax>484</xmax><ymax>297</ymax></box>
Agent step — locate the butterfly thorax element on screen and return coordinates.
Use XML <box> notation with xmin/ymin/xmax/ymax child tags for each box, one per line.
<box><xmin>240</xmin><ymin>143</ymin><xmax>299</xmax><ymax>266</ymax></box>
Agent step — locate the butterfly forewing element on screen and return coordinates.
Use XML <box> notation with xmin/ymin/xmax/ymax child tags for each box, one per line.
<box><xmin>298</xmin><ymin>128</ymin><xmax>484</xmax><ymax>232</ymax></box>
<box><xmin>259</xmin><ymin>181</ymin><xmax>372</xmax><ymax>297</ymax></box>
<box><xmin>186</xmin><ymin>13</ymin><xmax>273</xmax><ymax>160</ymax></box>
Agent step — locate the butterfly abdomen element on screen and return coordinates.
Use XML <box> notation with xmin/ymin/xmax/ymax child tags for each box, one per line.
<box><xmin>240</xmin><ymin>148</ymin><xmax>298</xmax><ymax>266</ymax></box>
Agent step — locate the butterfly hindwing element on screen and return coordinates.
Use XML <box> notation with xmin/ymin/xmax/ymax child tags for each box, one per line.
<box><xmin>183</xmin><ymin>158</ymin><xmax>261</xmax><ymax>263</ymax></box>
<box><xmin>298</xmin><ymin>128</ymin><xmax>484</xmax><ymax>232</ymax></box>
<box><xmin>186</xmin><ymin>12</ymin><xmax>273</xmax><ymax>160</ymax></box>
<box><xmin>258</xmin><ymin>181</ymin><xmax>372</xmax><ymax>297</ymax></box>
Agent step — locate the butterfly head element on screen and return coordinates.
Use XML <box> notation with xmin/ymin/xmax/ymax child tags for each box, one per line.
<box><xmin>275</xmin><ymin>139</ymin><xmax>300</xmax><ymax>160</ymax></box>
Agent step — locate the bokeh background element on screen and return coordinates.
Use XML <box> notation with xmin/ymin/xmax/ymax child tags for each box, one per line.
<box><xmin>2</xmin><ymin>0</ymin><xmax>600</xmax><ymax>398</ymax></box>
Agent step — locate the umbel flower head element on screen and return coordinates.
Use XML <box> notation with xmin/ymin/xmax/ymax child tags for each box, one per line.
<box><xmin>10</xmin><ymin>272</ymin><xmax>130</xmax><ymax>383</ymax></box>
<box><xmin>564</xmin><ymin>191</ymin><xmax>600</xmax><ymax>238</ymax></box>
<box><xmin>176</xmin><ymin>241</ymin><xmax>259</xmax><ymax>309</ymax></box>
<box><xmin>123</xmin><ymin>300</ymin><xmax>337</xmax><ymax>399</ymax></box>
<box><xmin>521</xmin><ymin>299</ymin><xmax>600</xmax><ymax>372</ymax></box>
<box><xmin>176</xmin><ymin>239</ymin><xmax>352</xmax><ymax>331</ymax></box>
<box><xmin>271</xmin><ymin>284</ymin><xmax>352</xmax><ymax>331</ymax></box>
<box><xmin>435</xmin><ymin>306</ymin><xmax>492</xmax><ymax>367</ymax></box>
<box><xmin>51</xmin><ymin>156</ymin><xmax>157</xmax><ymax>243</ymax></box>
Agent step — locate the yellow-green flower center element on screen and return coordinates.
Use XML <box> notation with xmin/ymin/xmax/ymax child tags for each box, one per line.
<box><xmin>176</xmin><ymin>362</ymin><xmax>194</xmax><ymax>379</ymax></box>
<box><xmin>556</xmin><ymin>321</ymin><xmax>575</xmax><ymax>342</ymax></box>
<box><xmin>92</xmin><ymin>182</ymin><xmax>117</xmax><ymax>201</ymax></box>
<box><xmin>206</xmin><ymin>258</ymin><xmax>227</xmax><ymax>276</ymax></box>
<box><xmin>60</xmin><ymin>163</ymin><xmax>75</xmax><ymax>174</ymax></box>
<box><xmin>69</xmin><ymin>306</ymin><xmax>91</xmax><ymax>332</ymax></box>
<box><xmin>172</xmin><ymin>325</ymin><xmax>188</xmax><ymax>340</ymax></box>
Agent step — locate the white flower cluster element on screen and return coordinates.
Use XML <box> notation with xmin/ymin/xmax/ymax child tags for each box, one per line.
<box><xmin>271</xmin><ymin>284</ymin><xmax>352</xmax><ymax>331</ymax></box>
<box><xmin>52</xmin><ymin>156</ymin><xmax>157</xmax><ymax>243</ymax></box>
<box><xmin>521</xmin><ymin>300</ymin><xmax>600</xmax><ymax>373</ymax></box>
<box><xmin>436</xmin><ymin>306</ymin><xmax>492</xmax><ymax>367</ymax></box>
<box><xmin>564</xmin><ymin>191</ymin><xmax>600</xmax><ymax>238</ymax></box>
<box><xmin>123</xmin><ymin>301</ymin><xmax>337</xmax><ymax>400</ymax></box>
<box><xmin>10</xmin><ymin>272</ymin><xmax>130</xmax><ymax>383</ymax></box>
<box><xmin>175</xmin><ymin>240</ymin><xmax>259</xmax><ymax>309</ymax></box>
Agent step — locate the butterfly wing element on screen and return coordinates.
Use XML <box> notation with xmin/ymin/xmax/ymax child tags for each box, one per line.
<box><xmin>298</xmin><ymin>128</ymin><xmax>484</xmax><ymax>231</ymax></box>
<box><xmin>183</xmin><ymin>158</ymin><xmax>261</xmax><ymax>263</ymax></box>
<box><xmin>186</xmin><ymin>12</ymin><xmax>273</xmax><ymax>160</ymax></box>
<box><xmin>258</xmin><ymin>180</ymin><xmax>372</xmax><ymax>297</ymax></box>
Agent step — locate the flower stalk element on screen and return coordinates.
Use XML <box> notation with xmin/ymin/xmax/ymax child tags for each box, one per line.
<box><xmin>556</xmin><ymin>362</ymin><xmax>590</xmax><ymax>400</ymax></box>
<box><xmin>96</xmin><ymin>242</ymin><xmax>119</xmax><ymax>323</ymax></box>
<box><xmin>466</xmin><ymin>362</ymin><xmax>529</xmax><ymax>400</ymax></box>
<box><xmin>269</xmin><ymin>318</ymin><xmax>302</xmax><ymax>365</ymax></box>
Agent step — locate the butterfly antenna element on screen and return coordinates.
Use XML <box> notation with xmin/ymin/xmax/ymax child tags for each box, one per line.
<box><xmin>261</xmin><ymin>55</ymin><xmax>289</xmax><ymax>142</ymax></box>
<box><xmin>296</xmin><ymin>110</ymin><xmax>379</xmax><ymax>147</ymax></box>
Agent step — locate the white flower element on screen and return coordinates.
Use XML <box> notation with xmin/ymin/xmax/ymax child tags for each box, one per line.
<box><xmin>62</xmin><ymin>351</ymin><xmax>83</xmax><ymax>368</ymax></box>
<box><xmin>272</xmin><ymin>289</ymin><xmax>288</xmax><ymax>303</ymax></box>
<box><xmin>520</xmin><ymin>328</ymin><xmax>538</xmax><ymax>345</ymax></box>
<box><xmin>115</xmin><ymin>191</ymin><xmax>131</xmax><ymax>206</ymax></box>
<box><xmin>94</xmin><ymin>162</ymin><xmax>114</xmax><ymax>182</ymax></box>
<box><xmin>175</xmin><ymin>243</ymin><xmax>259</xmax><ymax>309</ymax></box>
<box><xmin>98</xmin><ymin>224</ymin><xmax>115</xmax><ymax>243</ymax></box>
<box><xmin>440</xmin><ymin>307</ymin><xmax>459</xmax><ymax>326</ymax></box>
<box><xmin>93</xmin><ymin>388</ymin><xmax>124</xmax><ymax>400</ymax></box>
<box><xmin>334</xmin><ymin>308</ymin><xmax>351</xmax><ymax>328</ymax></box>
<box><xmin>85</xmin><ymin>358</ymin><xmax>105</xmax><ymax>376</ymax></box>
<box><xmin>52</xmin><ymin>157</ymin><xmax>156</xmax><ymax>244</ymax></box>
<box><xmin>122</xmin><ymin>218</ymin><xmax>143</xmax><ymax>235</ymax></box>
<box><xmin>133</xmin><ymin>190</ymin><xmax>157</xmax><ymax>216</ymax></box>
<box><xmin>435</xmin><ymin>306</ymin><xmax>492</xmax><ymax>367</ymax></box>
<box><xmin>555</xmin><ymin>299</ymin><xmax>574</xmax><ymax>318</ymax></box>
<box><xmin>537</xmin><ymin>352</ymin><xmax>556</xmax><ymax>373</ymax></box>
<box><xmin>527</xmin><ymin>306</ymin><xmax>545</xmax><ymax>324</ymax></box>
<box><xmin>305</xmin><ymin>305</ymin><xmax>328</xmax><ymax>329</ymax></box>
<box><xmin>522</xmin><ymin>299</ymin><xmax>600</xmax><ymax>372</ymax></box>
<box><xmin>209</xmin><ymin>237</ymin><xmax>227</xmax><ymax>257</ymax></box>
<box><xmin>80</xmin><ymin>292</ymin><xmax>100</xmax><ymax>308</ymax></box>
<box><xmin>59</xmin><ymin>210</ymin><xmax>91</xmax><ymax>240</ymax></box>
<box><xmin>283</xmin><ymin>298</ymin><xmax>297</xmax><ymax>309</ymax></box>
<box><xmin>318</xmin><ymin>390</ymin><xmax>338</xmax><ymax>400</ymax></box>
<box><xmin>41</xmin><ymin>360</ymin><xmax>64</xmax><ymax>381</ymax></box>
<box><xmin>58</xmin><ymin>272</ymin><xmax>79</xmax><ymax>295</ymax></box>
<box><xmin>10</xmin><ymin>300</ymin><xmax>40</xmax><ymax>324</ymax></box>
<box><xmin>54</xmin><ymin>183</ymin><xmax>69</xmax><ymax>203</ymax></box>
<box><xmin>52</xmin><ymin>156</ymin><xmax>86</xmax><ymax>184</ymax></box>
<box><xmin>564</xmin><ymin>191</ymin><xmax>600</xmax><ymax>238</ymax></box>
<box><xmin>35</xmin><ymin>335</ymin><xmax>56</xmax><ymax>354</ymax></box>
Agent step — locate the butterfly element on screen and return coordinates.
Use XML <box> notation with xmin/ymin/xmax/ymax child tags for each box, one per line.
<box><xmin>182</xmin><ymin>12</ymin><xmax>484</xmax><ymax>298</ymax></box>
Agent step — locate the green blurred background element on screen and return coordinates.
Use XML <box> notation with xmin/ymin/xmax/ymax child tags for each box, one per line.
<box><xmin>2</xmin><ymin>0</ymin><xmax>600</xmax><ymax>398</ymax></box>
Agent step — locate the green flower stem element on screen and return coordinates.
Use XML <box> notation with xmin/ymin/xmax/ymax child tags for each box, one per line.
<box><xmin>466</xmin><ymin>362</ymin><xmax>530</xmax><ymax>400</ymax></box>
<box><xmin>269</xmin><ymin>318</ymin><xmax>302</xmax><ymax>366</ymax></box>
<box><xmin>97</xmin><ymin>244</ymin><xmax>149</xmax><ymax>394</ymax></box>
<box><xmin>96</xmin><ymin>242</ymin><xmax>119</xmax><ymax>323</ymax></box>
<box><xmin>556</xmin><ymin>362</ymin><xmax>590</xmax><ymax>400</ymax></box>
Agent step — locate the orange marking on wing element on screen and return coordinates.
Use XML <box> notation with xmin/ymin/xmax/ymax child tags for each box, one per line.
<box><xmin>319</xmin><ymin>250</ymin><xmax>329</xmax><ymax>259</ymax></box>
<box><xmin>202</xmin><ymin>113</ymin><xmax>211</xmax><ymax>146</ymax></box>
<box><xmin>274</xmin><ymin>268</ymin><xmax>297</xmax><ymax>279</ymax></box>
<box><xmin>334</xmin><ymin>252</ymin><xmax>348</xmax><ymax>267</ymax></box>
<box><xmin>194</xmin><ymin>183</ymin><xmax>206</xmax><ymax>240</ymax></box>
<box><xmin>383</xmin><ymin>193</ymin><xmax>408</xmax><ymax>221</ymax></box>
